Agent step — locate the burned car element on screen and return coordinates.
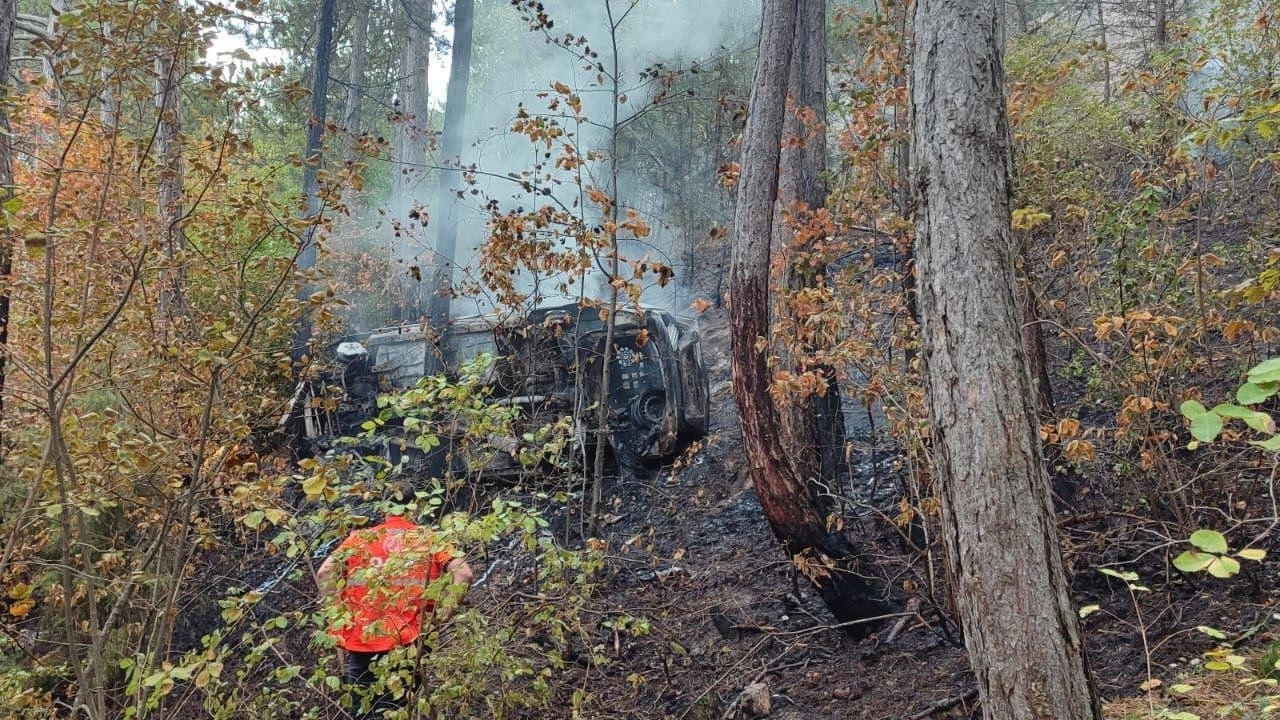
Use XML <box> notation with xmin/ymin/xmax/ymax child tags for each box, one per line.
<box><xmin>291</xmin><ymin>303</ymin><xmax>710</xmax><ymax>476</ymax></box>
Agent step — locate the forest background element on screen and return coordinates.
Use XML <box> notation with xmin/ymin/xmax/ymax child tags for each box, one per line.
<box><xmin>1</xmin><ymin>0</ymin><xmax>1280</xmax><ymax>717</ymax></box>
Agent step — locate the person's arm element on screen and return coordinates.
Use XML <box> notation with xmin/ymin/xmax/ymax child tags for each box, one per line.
<box><xmin>427</xmin><ymin>555</ymin><xmax>474</xmax><ymax>624</ymax></box>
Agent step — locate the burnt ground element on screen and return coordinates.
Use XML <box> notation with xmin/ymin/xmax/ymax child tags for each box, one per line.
<box><xmin>167</xmin><ymin>305</ymin><xmax>1280</xmax><ymax>720</ymax></box>
<box><xmin>526</xmin><ymin>306</ymin><xmax>1280</xmax><ymax>719</ymax></box>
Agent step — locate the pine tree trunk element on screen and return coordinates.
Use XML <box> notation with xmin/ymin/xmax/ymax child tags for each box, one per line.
<box><xmin>156</xmin><ymin>14</ymin><xmax>189</xmax><ymax>327</ymax></box>
<box><xmin>910</xmin><ymin>0</ymin><xmax>1101</xmax><ymax>715</ymax></box>
<box><xmin>426</xmin><ymin>0</ymin><xmax>474</xmax><ymax>329</ymax></box>
<box><xmin>774</xmin><ymin>0</ymin><xmax>845</xmax><ymax>489</ymax></box>
<box><xmin>1154</xmin><ymin>0</ymin><xmax>1167</xmax><ymax>46</ymax></box>
<box><xmin>731</xmin><ymin>0</ymin><xmax>887</xmax><ymax>631</ymax></box>
<box><xmin>343</xmin><ymin>0</ymin><xmax>369</xmax><ymax>159</ymax></box>
<box><xmin>291</xmin><ymin>0</ymin><xmax>335</xmax><ymax>365</ymax></box>
<box><xmin>392</xmin><ymin>0</ymin><xmax>432</xmax><ymax>319</ymax></box>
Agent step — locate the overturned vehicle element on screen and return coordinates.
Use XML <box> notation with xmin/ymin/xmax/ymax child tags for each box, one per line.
<box><xmin>291</xmin><ymin>303</ymin><xmax>710</xmax><ymax>476</ymax></box>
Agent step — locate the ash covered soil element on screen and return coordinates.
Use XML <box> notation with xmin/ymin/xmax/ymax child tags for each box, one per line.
<box><xmin>524</xmin><ymin>306</ymin><xmax>1280</xmax><ymax>719</ymax></box>
<box><xmin>562</xmin><ymin>306</ymin><xmax>974</xmax><ymax>719</ymax></box>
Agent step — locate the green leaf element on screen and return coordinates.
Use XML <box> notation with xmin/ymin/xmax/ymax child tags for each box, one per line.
<box><xmin>1249</xmin><ymin>358</ymin><xmax>1280</xmax><ymax>384</ymax></box>
<box><xmin>241</xmin><ymin>511</ymin><xmax>265</xmax><ymax>530</ymax></box>
<box><xmin>1207</xmin><ymin>556</ymin><xmax>1241</xmax><ymax>578</ymax></box>
<box><xmin>1238</xmin><ymin>382</ymin><xmax>1278</xmax><ymax>405</ymax></box>
<box><xmin>301</xmin><ymin>475</ymin><xmax>327</xmax><ymax>498</ymax></box>
<box><xmin>1251</xmin><ymin>435</ymin><xmax>1280</xmax><ymax>452</ymax></box>
<box><xmin>1190</xmin><ymin>529</ymin><xmax>1229</xmax><ymax>554</ymax></box>
<box><xmin>1079</xmin><ymin>604</ymin><xmax>1101</xmax><ymax>618</ymax></box>
<box><xmin>1196</xmin><ymin>625</ymin><xmax>1228</xmax><ymax>639</ymax></box>
<box><xmin>1243</xmin><ymin>411</ymin><xmax>1277</xmax><ymax>434</ymax></box>
<box><xmin>1212</xmin><ymin>403</ymin><xmax>1254</xmax><ymax>419</ymax></box>
<box><xmin>1190</xmin><ymin>411</ymin><xmax>1224</xmax><ymax>442</ymax></box>
<box><xmin>1237</xmin><ymin>548</ymin><xmax>1267</xmax><ymax>561</ymax></box>
<box><xmin>1173</xmin><ymin>550</ymin><xmax>1215</xmax><ymax>573</ymax></box>
<box><xmin>1099</xmin><ymin>568</ymin><xmax>1141</xmax><ymax>583</ymax></box>
<box><xmin>1180</xmin><ymin>399</ymin><xmax>1208</xmax><ymax>418</ymax></box>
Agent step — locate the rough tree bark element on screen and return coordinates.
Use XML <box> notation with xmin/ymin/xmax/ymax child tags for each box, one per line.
<box><xmin>155</xmin><ymin>9</ymin><xmax>189</xmax><ymax>327</ymax></box>
<box><xmin>773</xmin><ymin>0</ymin><xmax>846</xmax><ymax>498</ymax></box>
<box><xmin>0</xmin><ymin>0</ymin><xmax>12</xmax><ymax>456</ymax></box>
<box><xmin>1153</xmin><ymin>0</ymin><xmax>1167</xmax><ymax>46</ymax></box>
<box><xmin>291</xmin><ymin>0</ymin><xmax>336</xmax><ymax>365</ymax></box>
<box><xmin>910</xmin><ymin>0</ymin><xmax>1101</xmax><ymax>715</ymax></box>
<box><xmin>731</xmin><ymin>0</ymin><xmax>887</xmax><ymax>630</ymax></box>
<box><xmin>392</xmin><ymin>0</ymin><xmax>432</xmax><ymax>319</ymax></box>
<box><xmin>343</xmin><ymin>0</ymin><xmax>369</xmax><ymax>160</ymax></box>
<box><xmin>426</xmin><ymin>0</ymin><xmax>473</xmax><ymax>329</ymax></box>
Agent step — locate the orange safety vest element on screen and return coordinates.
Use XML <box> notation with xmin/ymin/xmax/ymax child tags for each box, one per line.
<box><xmin>328</xmin><ymin>516</ymin><xmax>454</xmax><ymax>653</ymax></box>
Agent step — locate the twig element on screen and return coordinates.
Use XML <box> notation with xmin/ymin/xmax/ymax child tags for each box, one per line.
<box><xmin>908</xmin><ymin>688</ymin><xmax>978</xmax><ymax>719</ymax></box>
<box><xmin>884</xmin><ymin>598</ymin><xmax>919</xmax><ymax>644</ymax></box>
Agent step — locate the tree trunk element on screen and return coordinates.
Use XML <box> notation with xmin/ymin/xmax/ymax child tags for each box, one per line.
<box><xmin>1153</xmin><ymin>0</ymin><xmax>1167</xmax><ymax>46</ymax></box>
<box><xmin>892</xmin><ymin>0</ymin><xmax>918</xmax><ymax>341</ymax></box>
<box><xmin>426</xmin><ymin>0</ymin><xmax>473</xmax><ymax>329</ymax></box>
<box><xmin>291</xmin><ymin>0</ymin><xmax>336</xmax><ymax>365</ymax></box>
<box><xmin>0</xmin><ymin>0</ymin><xmax>13</xmax><ymax>457</ymax></box>
<box><xmin>392</xmin><ymin>0</ymin><xmax>432</xmax><ymax>319</ymax></box>
<box><xmin>343</xmin><ymin>0</ymin><xmax>369</xmax><ymax>160</ymax></box>
<box><xmin>774</xmin><ymin>0</ymin><xmax>844</xmax><ymax>489</ymax></box>
<box><xmin>1096</xmin><ymin>0</ymin><xmax>1110</xmax><ymax>103</ymax></box>
<box><xmin>156</xmin><ymin>16</ymin><xmax>189</xmax><ymax>327</ymax></box>
<box><xmin>910</xmin><ymin>0</ymin><xmax>1100</xmax><ymax>715</ymax></box>
<box><xmin>1013</xmin><ymin>0</ymin><xmax>1029</xmax><ymax>33</ymax></box>
<box><xmin>1018</xmin><ymin>254</ymin><xmax>1055</xmax><ymax>418</ymax></box>
<box><xmin>731</xmin><ymin>0</ymin><xmax>887</xmax><ymax>631</ymax></box>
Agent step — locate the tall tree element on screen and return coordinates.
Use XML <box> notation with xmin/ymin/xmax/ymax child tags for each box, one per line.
<box><xmin>392</xmin><ymin>0</ymin><xmax>432</xmax><ymax>319</ymax></box>
<box><xmin>774</xmin><ymin>0</ymin><xmax>846</xmax><ymax>486</ymax></box>
<box><xmin>156</xmin><ymin>1</ymin><xmax>189</xmax><ymax>326</ymax></box>
<box><xmin>343</xmin><ymin>0</ymin><xmax>370</xmax><ymax>158</ymax></box>
<box><xmin>910</xmin><ymin>0</ymin><xmax>1100</xmax><ymax>715</ymax></box>
<box><xmin>730</xmin><ymin>0</ymin><xmax>887</xmax><ymax>628</ymax></box>
<box><xmin>0</xmin><ymin>0</ymin><xmax>12</xmax><ymax>456</ymax></box>
<box><xmin>426</xmin><ymin>0</ymin><xmax>474</xmax><ymax>329</ymax></box>
<box><xmin>292</xmin><ymin>0</ymin><xmax>337</xmax><ymax>365</ymax></box>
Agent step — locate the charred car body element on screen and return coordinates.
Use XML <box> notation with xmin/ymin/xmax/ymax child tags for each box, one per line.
<box><xmin>292</xmin><ymin>303</ymin><xmax>710</xmax><ymax>475</ymax></box>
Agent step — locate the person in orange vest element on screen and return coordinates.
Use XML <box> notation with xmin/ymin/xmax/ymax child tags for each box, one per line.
<box><xmin>317</xmin><ymin>513</ymin><xmax>474</xmax><ymax>716</ymax></box>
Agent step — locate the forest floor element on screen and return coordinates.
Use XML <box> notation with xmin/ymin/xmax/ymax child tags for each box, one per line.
<box><xmin>533</xmin><ymin>306</ymin><xmax>1280</xmax><ymax>719</ymax></box>
<box><xmin>187</xmin><ymin>306</ymin><xmax>1280</xmax><ymax>719</ymax></box>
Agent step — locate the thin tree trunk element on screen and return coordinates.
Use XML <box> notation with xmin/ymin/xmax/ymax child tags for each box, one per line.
<box><xmin>1018</xmin><ymin>253</ymin><xmax>1055</xmax><ymax>418</ymax></box>
<box><xmin>731</xmin><ymin>0</ymin><xmax>887</xmax><ymax>630</ymax></box>
<box><xmin>1153</xmin><ymin>0</ymin><xmax>1167</xmax><ymax>46</ymax></box>
<box><xmin>426</xmin><ymin>0</ymin><xmax>473</xmax><ymax>329</ymax></box>
<box><xmin>392</xmin><ymin>0</ymin><xmax>432</xmax><ymax>319</ymax></box>
<box><xmin>344</xmin><ymin>0</ymin><xmax>369</xmax><ymax>159</ymax></box>
<box><xmin>911</xmin><ymin>0</ymin><xmax>1100</xmax><ymax>714</ymax></box>
<box><xmin>893</xmin><ymin>0</ymin><xmax>918</xmax><ymax>341</ymax></box>
<box><xmin>0</xmin><ymin>0</ymin><xmax>13</xmax><ymax>458</ymax></box>
<box><xmin>156</xmin><ymin>17</ymin><xmax>189</xmax><ymax>326</ymax></box>
<box><xmin>774</xmin><ymin>0</ymin><xmax>845</xmax><ymax>497</ymax></box>
<box><xmin>1096</xmin><ymin>0</ymin><xmax>1110</xmax><ymax>103</ymax></box>
<box><xmin>291</xmin><ymin>0</ymin><xmax>336</xmax><ymax>365</ymax></box>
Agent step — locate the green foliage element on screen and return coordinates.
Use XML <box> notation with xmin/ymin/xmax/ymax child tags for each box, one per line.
<box><xmin>1171</xmin><ymin>529</ymin><xmax>1265</xmax><ymax>579</ymax></box>
<box><xmin>1179</xmin><ymin>358</ymin><xmax>1280</xmax><ymax>450</ymax></box>
<box><xmin>108</xmin><ymin>365</ymin><xmax>599</xmax><ymax>719</ymax></box>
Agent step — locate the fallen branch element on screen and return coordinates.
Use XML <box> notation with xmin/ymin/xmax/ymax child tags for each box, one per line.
<box><xmin>908</xmin><ymin>688</ymin><xmax>978</xmax><ymax>720</ymax></box>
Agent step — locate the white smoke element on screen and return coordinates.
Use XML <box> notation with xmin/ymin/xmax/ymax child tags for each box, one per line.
<box><xmin>409</xmin><ymin>0</ymin><xmax>758</xmax><ymax>318</ymax></box>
